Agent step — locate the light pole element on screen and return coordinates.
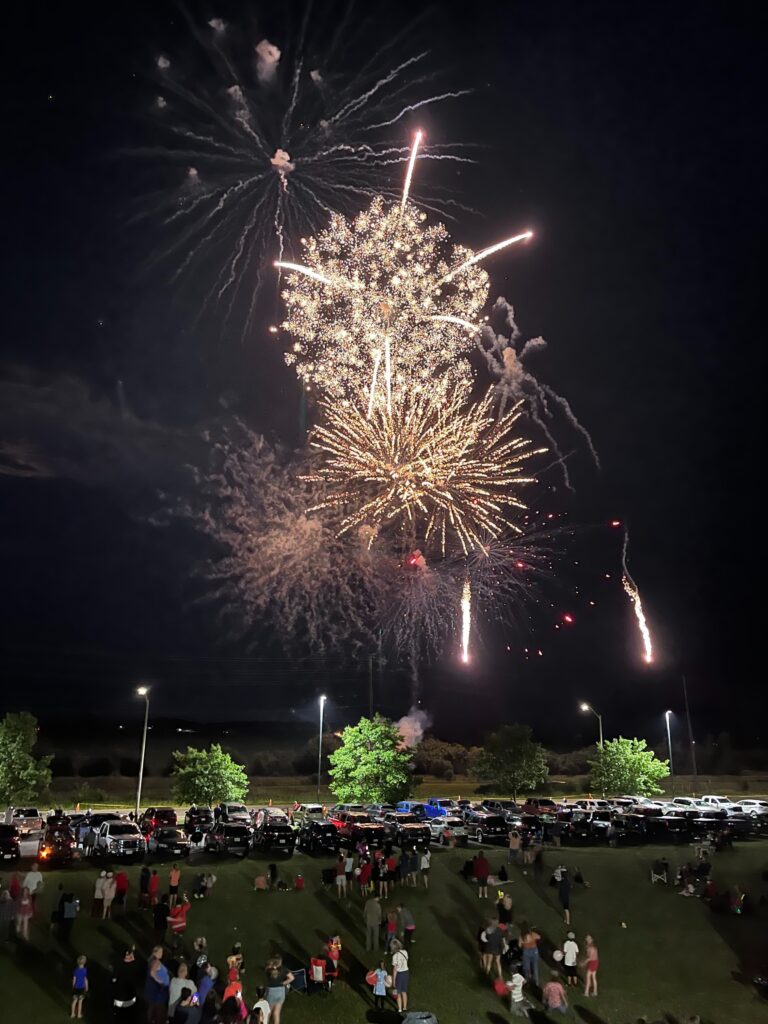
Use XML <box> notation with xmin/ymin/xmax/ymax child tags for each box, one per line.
<box><xmin>665</xmin><ymin>710</ymin><xmax>675</xmax><ymax>795</ymax></box>
<box><xmin>579</xmin><ymin>702</ymin><xmax>603</xmax><ymax>748</ymax></box>
<box><xmin>135</xmin><ymin>686</ymin><xmax>150</xmax><ymax>821</ymax></box>
<box><xmin>317</xmin><ymin>695</ymin><xmax>327</xmax><ymax>802</ymax></box>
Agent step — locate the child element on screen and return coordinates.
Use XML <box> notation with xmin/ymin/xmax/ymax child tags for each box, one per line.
<box><xmin>71</xmin><ymin>954</ymin><xmax>88</xmax><ymax>1019</ymax></box>
<box><xmin>372</xmin><ymin>959</ymin><xmax>389</xmax><ymax>1009</ymax></box>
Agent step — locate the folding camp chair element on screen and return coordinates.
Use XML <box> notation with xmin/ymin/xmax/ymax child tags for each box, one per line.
<box><xmin>650</xmin><ymin>859</ymin><xmax>668</xmax><ymax>884</ymax></box>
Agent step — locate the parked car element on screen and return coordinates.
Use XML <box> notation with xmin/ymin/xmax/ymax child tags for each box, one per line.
<box><xmin>328</xmin><ymin>803</ymin><xmax>366</xmax><ymax>815</ymax></box>
<box><xmin>333</xmin><ymin>811</ymin><xmax>386</xmax><ymax>848</ymax></box>
<box><xmin>428</xmin><ymin>815</ymin><xmax>467</xmax><ymax>845</ymax></box>
<box><xmin>215</xmin><ymin>802</ymin><xmax>251</xmax><ymax>826</ymax></box>
<box><xmin>561</xmin><ymin>810</ymin><xmax>612</xmax><ymax>844</ymax></box>
<box><xmin>297</xmin><ymin>820</ymin><xmax>340</xmax><ymax>855</ymax></box>
<box><xmin>184</xmin><ymin>806</ymin><xmax>214</xmax><ymax>834</ymax></box>
<box><xmin>204</xmin><ymin>822</ymin><xmax>251</xmax><ymax>857</ymax></box>
<box><xmin>645</xmin><ymin>814</ymin><xmax>690</xmax><ymax>842</ymax></box>
<box><xmin>381</xmin><ymin>812</ymin><xmax>431</xmax><ymax>848</ymax></box>
<box><xmin>139</xmin><ymin>807</ymin><xmax>178</xmax><ymax>833</ymax></box>
<box><xmin>38</xmin><ymin>826</ymin><xmax>76</xmax><ymax>865</ymax></box>
<box><xmin>9</xmin><ymin>807</ymin><xmax>44</xmax><ymax>836</ymax></box>
<box><xmin>521</xmin><ymin>798</ymin><xmax>558</xmax><ymax>816</ymax></box>
<box><xmin>365</xmin><ymin>804</ymin><xmax>396</xmax><ymax>822</ymax></box>
<box><xmin>739</xmin><ymin>799</ymin><xmax>768</xmax><ymax>819</ymax></box>
<box><xmin>608</xmin><ymin>814</ymin><xmax>647</xmax><ymax>845</ymax></box>
<box><xmin>95</xmin><ymin>821</ymin><xmax>146</xmax><ymax>860</ymax></box>
<box><xmin>147</xmin><ymin>827</ymin><xmax>190</xmax><ymax>857</ymax></box>
<box><xmin>572</xmin><ymin>799</ymin><xmax>611</xmax><ymax>812</ymax></box>
<box><xmin>699</xmin><ymin>795</ymin><xmax>739</xmax><ymax>812</ymax></box>
<box><xmin>481</xmin><ymin>799</ymin><xmax>520</xmax><ymax>816</ymax></box>
<box><xmin>294</xmin><ymin>803</ymin><xmax>325</xmax><ymax>823</ymax></box>
<box><xmin>0</xmin><ymin>824</ymin><xmax>21</xmax><ymax>862</ymax></box>
<box><xmin>424</xmin><ymin>798</ymin><xmax>460</xmax><ymax>819</ymax></box>
<box><xmin>395</xmin><ymin>801</ymin><xmax>429</xmax><ymax>821</ymax></box>
<box><xmin>671</xmin><ymin>797</ymin><xmax>704</xmax><ymax>811</ymax></box>
<box><xmin>251</xmin><ymin>809</ymin><xmax>297</xmax><ymax>856</ymax></box>
<box><xmin>464</xmin><ymin>810</ymin><xmax>508</xmax><ymax>844</ymax></box>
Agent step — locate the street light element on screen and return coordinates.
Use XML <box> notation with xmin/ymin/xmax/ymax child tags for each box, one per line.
<box><xmin>665</xmin><ymin>710</ymin><xmax>675</xmax><ymax>794</ymax></box>
<box><xmin>135</xmin><ymin>687</ymin><xmax>150</xmax><ymax>821</ymax></box>
<box><xmin>579</xmin><ymin>702</ymin><xmax>603</xmax><ymax>748</ymax></box>
<box><xmin>317</xmin><ymin>695</ymin><xmax>327</xmax><ymax>802</ymax></box>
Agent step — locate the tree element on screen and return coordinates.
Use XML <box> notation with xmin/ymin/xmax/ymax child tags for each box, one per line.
<box><xmin>328</xmin><ymin>715</ymin><xmax>413</xmax><ymax>804</ymax></box>
<box><xmin>171</xmin><ymin>744</ymin><xmax>249</xmax><ymax>806</ymax></box>
<box><xmin>0</xmin><ymin>712</ymin><xmax>52</xmax><ymax>805</ymax></box>
<box><xmin>588</xmin><ymin>737</ymin><xmax>669</xmax><ymax>796</ymax></box>
<box><xmin>473</xmin><ymin>724</ymin><xmax>548</xmax><ymax>799</ymax></box>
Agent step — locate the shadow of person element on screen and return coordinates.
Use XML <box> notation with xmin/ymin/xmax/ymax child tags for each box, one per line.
<box><xmin>430</xmin><ymin>905</ymin><xmax>476</xmax><ymax>958</ymax></box>
<box><xmin>315</xmin><ymin>888</ymin><xmax>364</xmax><ymax>943</ymax></box>
<box><xmin>573</xmin><ymin>1004</ymin><xmax>612</xmax><ymax>1024</ymax></box>
<box><xmin>366</xmin><ymin>1009</ymin><xmax>402</xmax><ymax>1023</ymax></box>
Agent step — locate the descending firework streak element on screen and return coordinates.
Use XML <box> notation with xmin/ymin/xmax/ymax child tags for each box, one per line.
<box><xmin>138</xmin><ymin>10</ymin><xmax>473</xmax><ymax>333</ymax></box>
<box><xmin>621</xmin><ymin>528</ymin><xmax>653</xmax><ymax>664</ymax></box>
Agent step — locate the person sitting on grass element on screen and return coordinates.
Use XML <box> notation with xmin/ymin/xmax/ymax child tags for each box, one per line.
<box><xmin>542</xmin><ymin>970</ymin><xmax>568</xmax><ymax>1015</ymax></box>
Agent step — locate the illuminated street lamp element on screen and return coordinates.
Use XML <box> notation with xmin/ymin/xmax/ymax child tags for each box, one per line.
<box><xmin>665</xmin><ymin>709</ymin><xmax>675</xmax><ymax>794</ymax></box>
<box><xmin>135</xmin><ymin>686</ymin><xmax>150</xmax><ymax>820</ymax></box>
<box><xmin>579</xmin><ymin>701</ymin><xmax>603</xmax><ymax>748</ymax></box>
<box><xmin>317</xmin><ymin>695</ymin><xmax>327</xmax><ymax>802</ymax></box>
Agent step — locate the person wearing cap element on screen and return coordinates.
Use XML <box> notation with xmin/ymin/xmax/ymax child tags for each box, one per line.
<box><xmin>562</xmin><ymin>931</ymin><xmax>579</xmax><ymax>986</ymax></box>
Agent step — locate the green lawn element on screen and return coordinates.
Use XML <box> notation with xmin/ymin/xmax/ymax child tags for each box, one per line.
<box><xmin>3</xmin><ymin>841</ymin><xmax>768</xmax><ymax>1024</ymax></box>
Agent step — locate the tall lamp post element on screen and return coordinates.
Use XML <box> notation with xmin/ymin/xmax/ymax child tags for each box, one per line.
<box><xmin>135</xmin><ymin>686</ymin><xmax>150</xmax><ymax>820</ymax></box>
<box><xmin>665</xmin><ymin>709</ymin><xmax>675</xmax><ymax>795</ymax></box>
<box><xmin>579</xmin><ymin>702</ymin><xmax>604</xmax><ymax>748</ymax></box>
<box><xmin>317</xmin><ymin>695</ymin><xmax>327</xmax><ymax>802</ymax></box>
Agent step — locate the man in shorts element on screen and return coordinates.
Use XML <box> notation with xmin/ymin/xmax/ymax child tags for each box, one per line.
<box><xmin>562</xmin><ymin>931</ymin><xmax>579</xmax><ymax>986</ymax></box>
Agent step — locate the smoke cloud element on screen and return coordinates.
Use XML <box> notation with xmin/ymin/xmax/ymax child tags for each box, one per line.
<box><xmin>255</xmin><ymin>39</ymin><xmax>281</xmax><ymax>84</ymax></box>
<box><xmin>396</xmin><ymin>707</ymin><xmax>432</xmax><ymax>748</ymax></box>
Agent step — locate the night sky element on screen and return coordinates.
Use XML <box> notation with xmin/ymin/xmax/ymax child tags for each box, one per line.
<box><xmin>0</xmin><ymin>1</ymin><xmax>762</xmax><ymax>748</ymax></box>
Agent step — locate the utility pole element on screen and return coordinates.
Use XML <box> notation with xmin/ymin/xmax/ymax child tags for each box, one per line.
<box><xmin>368</xmin><ymin>654</ymin><xmax>374</xmax><ymax>717</ymax></box>
<box><xmin>682</xmin><ymin>675</ymin><xmax>698</xmax><ymax>794</ymax></box>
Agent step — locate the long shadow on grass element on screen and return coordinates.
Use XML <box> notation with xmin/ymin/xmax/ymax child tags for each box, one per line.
<box><xmin>315</xmin><ymin>889</ymin><xmax>364</xmax><ymax>944</ymax></box>
<box><xmin>430</xmin><ymin>905</ymin><xmax>476</xmax><ymax>959</ymax></box>
<box><xmin>708</xmin><ymin>901</ymin><xmax>768</xmax><ymax>991</ymax></box>
<box><xmin>573</xmin><ymin>1005</ymin><xmax>611</xmax><ymax>1024</ymax></box>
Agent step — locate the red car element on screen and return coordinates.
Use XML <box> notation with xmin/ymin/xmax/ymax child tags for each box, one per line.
<box><xmin>521</xmin><ymin>798</ymin><xmax>559</xmax><ymax>816</ymax></box>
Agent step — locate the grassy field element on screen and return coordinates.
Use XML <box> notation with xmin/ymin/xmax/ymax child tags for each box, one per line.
<box><xmin>3</xmin><ymin>840</ymin><xmax>768</xmax><ymax>1024</ymax></box>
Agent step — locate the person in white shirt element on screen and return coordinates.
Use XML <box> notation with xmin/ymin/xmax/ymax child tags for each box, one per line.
<box><xmin>507</xmin><ymin>971</ymin><xmax>529</xmax><ymax>1017</ymax></box>
<box><xmin>420</xmin><ymin>848</ymin><xmax>431</xmax><ymax>889</ymax></box>
<box><xmin>390</xmin><ymin>940</ymin><xmax>410</xmax><ymax>1013</ymax></box>
<box><xmin>251</xmin><ymin>989</ymin><xmax>271</xmax><ymax>1023</ymax></box>
<box><xmin>562</xmin><ymin>932</ymin><xmax>579</xmax><ymax>986</ymax></box>
<box><xmin>22</xmin><ymin>863</ymin><xmax>43</xmax><ymax>908</ymax></box>
<box><xmin>169</xmin><ymin>963</ymin><xmax>197</xmax><ymax>1017</ymax></box>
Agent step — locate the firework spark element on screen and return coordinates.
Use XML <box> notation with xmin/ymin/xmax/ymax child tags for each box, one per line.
<box><xmin>306</xmin><ymin>386</ymin><xmax>545</xmax><ymax>555</ymax></box>
<box><xmin>460</xmin><ymin>578</ymin><xmax>471</xmax><ymax>663</ymax></box>
<box><xmin>621</xmin><ymin>528</ymin><xmax>653</xmax><ymax>664</ymax></box>
<box><xmin>135</xmin><ymin>12</ymin><xmax>473</xmax><ymax>334</ymax></box>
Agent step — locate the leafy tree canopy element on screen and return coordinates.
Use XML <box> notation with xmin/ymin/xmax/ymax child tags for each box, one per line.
<box><xmin>473</xmin><ymin>723</ymin><xmax>548</xmax><ymax>799</ymax></box>
<box><xmin>328</xmin><ymin>714</ymin><xmax>413</xmax><ymax>804</ymax></box>
<box><xmin>171</xmin><ymin>744</ymin><xmax>249</xmax><ymax>807</ymax></box>
<box><xmin>0</xmin><ymin>712</ymin><xmax>52</xmax><ymax>805</ymax></box>
<box><xmin>589</xmin><ymin>736</ymin><xmax>670</xmax><ymax>796</ymax></box>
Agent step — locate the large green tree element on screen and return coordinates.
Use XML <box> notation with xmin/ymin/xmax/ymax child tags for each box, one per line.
<box><xmin>473</xmin><ymin>723</ymin><xmax>548</xmax><ymax>799</ymax></box>
<box><xmin>0</xmin><ymin>712</ymin><xmax>52</xmax><ymax>805</ymax></box>
<box><xmin>588</xmin><ymin>737</ymin><xmax>669</xmax><ymax>796</ymax></box>
<box><xmin>328</xmin><ymin>715</ymin><xmax>413</xmax><ymax>804</ymax></box>
<box><xmin>171</xmin><ymin>744</ymin><xmax>249</xmax><ymax>806</ymax></box>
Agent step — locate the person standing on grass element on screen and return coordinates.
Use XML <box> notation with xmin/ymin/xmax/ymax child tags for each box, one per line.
<box><xmin>390</xmin><ymin>940</ymin><xmax>410</xmax><ymax>1014</ymax></box>
<box><xmin>508</xmin><ymin>829</ymin><xmax>521</xmax><ymax>863</ymax></box>
<box><xmin>385</xmin><ymin>909</ymin><xmax>398</xmax><ymax>952</ymax></box>
<box><xmin>264</xmin><ymin>956</ymin><xmax>294</xmax><ymax>1024</ymax></box>
<box><xmin>481</xmin><ymin>918</ymin><xmax>504</xmax><ymax>979</ymax></box>
<box><xmin>91</xmin><ymin>870</ymin><xmax>106</xmax><ymax>917</ymax></box>
<box><xmin>371</xmin><ymin>959</ymin><xmax>388</xmax><ymax>1010</ymax></box>
<box><xmin>23</xmin><ymin>862</ymin><xmax>43</xmax><ymax>911</ymax></box>
<box><xmin>364</xmin><ymin>894</ymin><xmax>382</xmax><ymax>951</ymax></box>
<box><xmin>111</xmin><ymin>947</ymin><xmax>138</xmax><ymax>1020</ymax></box>
<box><xmin>344</xmin><ymin>849</ymin><xmax>354</xmax><ymax>886</ymax></box>
<box><xmin>16</xmin><ymin>886</ymin><xmax>33</xmax><ymax>939</ymax></box>
<box><xmin>61</xmin><ymin>891</ymin><xmax>78</xmax><ymax>942</ymax></box>
<box><xmin>562</xmin><ymin>932</ymin><xmax>579</xmax><ymax>987</ymax></box>
<box><xmin>542</xmin><ymin>971</ymin><xmax>568</xmax><ymax>1015</ymax></box>
<box><xmin>359</xmin><ymin>858</ymin><xmax>373</xmax><ymax>897</ymax></box>
<box><xmin>519</xmin><ymin>923</ymin><xmax>541</xmax><ymax>985</ymax></box>
<box><xmin>168</xmin><ymin>893</ymin><xmax>192</xmax><ymax>954</ymax></box>
<box><xmin>558</xmin><ymin>871</ymin><xmax>572</xmax><ymax>926</ymax></box>
<box><xmin>148</xmin><ymin>869</ymin><xmax>160</xmax><ymax>907</ymax></box>
<box><xmin>397</xmin><ymin>903</ymin><xmax>416</xmax><ymax>947</ymax></box>
<box><xmin>153</xmin><ymin>894</ymin><xmax>169</xmax><ymax>944</ymax></box>
<box><xmin>145</xmin><ymin>945</ymin><xmax>170</xmax><ymax>1024</ymax></box>
<box><xmin>169</xmin><ymin>963</ymin><xmax>197</xmax><ymax>1018</ymax></box>
<box><xmin>507</xmin><ymin>969</ymin><xmax>530</xmax><ymax>1017</ymax></box>
<box><xmin>496</xmin><ymin>893</ymin><xmax>514</xmax><ymax>927</ymax></box>
<box><xmin>581</xmin><ymin>934</ymin><xmax>599</xmax><ymax>997</ymax></box>
<box><xmin>169</xmin><ymin>864</ymin><xmax>181</xmax><ymax>908</ymax></box>
<box><xmin>420</xmin><ymin>847</ymin><xmax>431</xmax><ymax>889</ymax></box>
<box><xmin>250</xmin><ymin>987</ymin><xmax>271</xmax><ymax>1023</ymax></box>
<box><xmin>474</xmin><ymin>852</ymin><xmax>490</xmax><ymax>899</ymax></box>
<box><xmin>71</xmin><ymin>954</ymin><xmax>88</xmax><ymax>1019</ymax></box>
<box><xmin>335</xmin><ymin>853</ymin><xmax>347</xmax><ymax>898</ymax></box>
<box><xmin>378</xmin><ymin>855</ymin><xmax>390</xmax><ymax>898</ymax></box>
<box><xmin>102</xmin><ymin>872</ymin><xmax>117</xmax><ymax>920</ymax></box>
<box><xmin>114</xmin><ymin>869</ymin><xmax>129</xmax><ymax>914</ymax></box>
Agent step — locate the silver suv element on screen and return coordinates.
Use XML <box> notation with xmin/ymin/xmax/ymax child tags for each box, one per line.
<box><xmin>95</xmin><ymin>821</ymin><xmax>146</xmax><ymax>859</ymax></box>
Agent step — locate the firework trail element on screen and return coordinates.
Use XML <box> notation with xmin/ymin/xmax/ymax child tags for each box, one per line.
<box><xmin>621</xmin><ymin>527</ymin><xmax>653</xmax><ymax>664</ymax></box>
<box><xmin>479</xmin><ymin>297</ymin><xmax>599</xmax><ymax>490</ymax></box>
<box><xmin>460</xmin><ymin>578</ymin><xmax>471</xmax><ymax>663</ymax></box>
<box><xmin>134</xmin><ymin>8</ymin><xmax>473</xmax><ymax>335</ymax></box>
